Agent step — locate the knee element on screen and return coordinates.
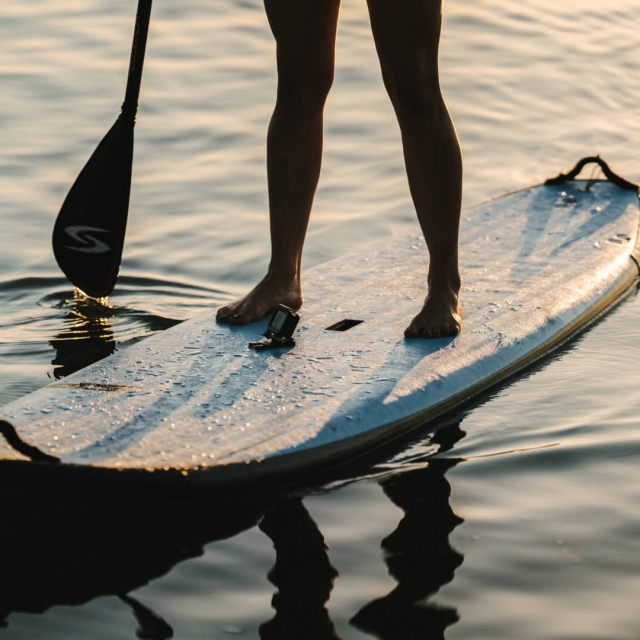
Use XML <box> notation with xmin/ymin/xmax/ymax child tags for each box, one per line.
<box><xmin>381</xmin><ymin>61</ymin><xmax>444</xmax><ymax>120</ymax></box>
<box><xmin>276</xmin><ymin>59</ymin><xmax>334</xmax><ymax>111</ymax></box>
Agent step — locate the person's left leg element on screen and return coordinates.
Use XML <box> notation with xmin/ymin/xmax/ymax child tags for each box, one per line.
<box><xmin>366</xmin><ymin>0</ymin><xmax>462</xmax><ymax>338</ymax></box>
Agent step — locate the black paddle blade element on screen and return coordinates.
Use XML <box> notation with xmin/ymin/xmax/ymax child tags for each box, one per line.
<box><xmin>53</xmin><ymin>116</ymin><xmax>134</xmax><ymax>299</ymax></box>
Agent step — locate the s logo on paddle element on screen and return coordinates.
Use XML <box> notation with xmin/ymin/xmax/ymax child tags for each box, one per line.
<box><xmin>64</xmin><ymin>225</ymin><xmax>112</xmax><ymax>254</ymax></box>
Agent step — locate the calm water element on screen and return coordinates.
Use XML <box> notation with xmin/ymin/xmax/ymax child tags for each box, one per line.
<box><xmin>2</xmin><ymin>0</ymin><xmax>640</xmax><ymax>638</ymax></box>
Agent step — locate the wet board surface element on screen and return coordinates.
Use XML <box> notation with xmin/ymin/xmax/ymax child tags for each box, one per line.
<box><xmin>1</xmin><ymin>177</ymin><xmax>639</xmax><ymax>488</ymax></box>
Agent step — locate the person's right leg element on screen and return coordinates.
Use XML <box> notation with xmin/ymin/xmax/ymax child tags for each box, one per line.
<box><xmin>217</xmin><ymin>0</ymin><xmax>341</xmax><ymax>325</ymax></box>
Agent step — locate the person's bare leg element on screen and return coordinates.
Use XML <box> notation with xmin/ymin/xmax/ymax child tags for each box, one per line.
<box><xmin>367</xmin><ymin>0</ymin><xmax>462</xmax><ymax>338</ymax></box>
<box><xmin>217</xmin><ymin>0</ymin><xmax>341</xmax><ymax>325</ymax></box>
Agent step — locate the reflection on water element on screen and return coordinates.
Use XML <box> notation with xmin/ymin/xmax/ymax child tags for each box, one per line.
<box><xmin>259</xmin><ymin>498</ymin><xmax>340</xmax><ymax>640</ymax></box>
<box><xmin>351</xmin><ymin>424</ymin><xmax>465</xmax><ymax>640</ymax></box>
<box><xmin>0</xmin><ymin>421</ymin><xmax>466</xmax><ymax>640</ymax></box>
<box><xmin>119</xmin><ymin>595</ymin><xmax>173</xmax><ymax>640</ymax></box>
<box><xmin>48</xmin><ymin>288</ymin><xmax>182</xmax><ymax>379</ymax></box>
<box><xmin>0</xmin><ymin>275</ymin><xmax>214</xmax><ymax>406</ymax></box>
<box><xmin>49</xmin><ymin>291</ymin><xmax>117</xmax><ymax>379</ymax></box>
<box><xmin>0</xmin><ymin>484</ymin><xmax>272</xmax><ymax>630</ymax></box>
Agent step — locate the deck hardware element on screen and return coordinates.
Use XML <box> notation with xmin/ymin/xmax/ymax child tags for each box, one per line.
<box><xmin>325</xmin><ymin>319</ymin><xmax>364</xmax><ymax>332</ymax></box>
<box><xmin>249</xmin><ymin>304</ymin><xmax>300</xmax><ymax>350</ymax></box>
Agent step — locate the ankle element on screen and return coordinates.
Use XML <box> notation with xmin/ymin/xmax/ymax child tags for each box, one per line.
<box><xmin>265</xmin><ymin>265</ymin><xmax>300</xmax><ymax>290</ymax></box>
<box><xmin>428</xmin><ymin>271</ymin><xmax>461</xmax><ymax>295</ymax></box>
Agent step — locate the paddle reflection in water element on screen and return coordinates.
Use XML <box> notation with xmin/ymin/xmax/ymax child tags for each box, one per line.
<box><xmin>0</xmin><ymin>419</ymin><xmax>466</xmax><ymax>639</ymax></box>
<box><xmin>49</xmin><ymin>293</ymin><xmax>117</xmax><ymax>379</ymax></box>
<box><xmin>49</xmin><ymin>288</ymin><xmax>182</xmax><ymax>379</ymax></box>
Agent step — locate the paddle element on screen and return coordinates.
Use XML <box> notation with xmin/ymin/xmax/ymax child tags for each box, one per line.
<box><xmin>52</xmin><ymin>0</ymin><xmax>153</xmax><ymax>299</ymax></box>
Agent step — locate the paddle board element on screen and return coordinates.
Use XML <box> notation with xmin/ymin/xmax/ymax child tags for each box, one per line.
<box><xmin>1</xmin><ymin>158</ymin><xmax>639</xmax><ymax>490</ymax></box>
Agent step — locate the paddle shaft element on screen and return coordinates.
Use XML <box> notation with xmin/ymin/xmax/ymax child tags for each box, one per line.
<box><xmin>122</xmin><ymin>0</ymin><xmax>153</xmax><ymax>125</ymax></box>
<box><xmin>51</xmin><ymin>0</ymin><xmax>153</xmax><ymax>298</ymax></box>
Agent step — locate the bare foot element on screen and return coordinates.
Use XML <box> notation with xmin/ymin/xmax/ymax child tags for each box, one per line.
<box><xmin>404</xmin><ymin>287</ymin><xmax>462</xmax><ymax>339</ymax></box>
<box><xmin>216</xmin><ymin>274</ymin><xmax>302</xmax><ymax>325</ymax></box>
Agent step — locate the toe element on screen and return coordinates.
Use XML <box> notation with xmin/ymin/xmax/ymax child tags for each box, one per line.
<box><xmin>421</xmin><ymin>326</ymin><xmax>434</xmax><ymax>339</ymax></box>
<box><xmin>450</xmin><ymin>323</ymin><xmax>461</xmax><ymax>336</ymax></box>
<box><xmin>229</xmin><ymin>313</ymin><xmax>247</xmax><ymax>326</ymax></box>
<box><xmin>404</xmin><ymin>324</ymin><xmax>420</xmax><ymax>338</ymax></box>
<box><xmin>216</xmin><ymin>307</ymin><xmax>232</xmax><ymax>322</ymax></box>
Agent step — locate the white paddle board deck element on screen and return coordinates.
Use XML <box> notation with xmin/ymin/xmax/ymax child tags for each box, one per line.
<box><xmin>2</xmin><ymin>162</ymin><xmax>639</xmax><ymax>489</ymax></box>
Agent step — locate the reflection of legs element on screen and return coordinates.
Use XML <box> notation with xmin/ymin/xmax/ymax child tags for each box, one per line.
<box><xmin>217</xmin><ymin>0</ymin><xmax>341</xmax><ymax>325</ymax></box>
<box><xmin>259</xmin><ymin>498</ymin><xmax>341</xmax><ymax>640</ymax></box>
<box><xmin>351</xmin><ymin>462</ymin><xmax>463</xmax><ymax>639</ymax></box>
<box><xmin>119</xmin><ymin>594</ymin><xmax>174</xmax><ymax>640</ymax></box>
<box><xmin>351</xmin><ymin>422</ymin><xmax>466</xmax><ymax>639</ymax></box>
<box><xmin>367</xmin><ymin>0</ymin><xmax>463</xmax><ymax>338</ymax></box>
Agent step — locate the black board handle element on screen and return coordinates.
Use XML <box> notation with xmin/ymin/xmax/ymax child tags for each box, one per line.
<box><xmin>545</xmin><ymin>156</ymin><xmax>638</xmax><ymax>192</ymax></box>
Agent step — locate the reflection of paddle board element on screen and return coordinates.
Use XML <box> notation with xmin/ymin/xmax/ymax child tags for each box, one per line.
<box><xmin>1</xmin><ymin>159</ymin><xmax>639</xmax><ymax>489</ymax></box>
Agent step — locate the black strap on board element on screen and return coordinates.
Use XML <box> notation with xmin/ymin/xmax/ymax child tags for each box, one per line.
<box><xmin>545</xmin><ymin>156</ymin><xmax>639</xmax><ymax>192</ymax></box>
<box><xmin>546</xmin><ymin>157</ymin><xmax>640</xmax><ymax>275</ymax></box>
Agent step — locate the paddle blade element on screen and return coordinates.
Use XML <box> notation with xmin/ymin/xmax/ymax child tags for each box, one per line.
<box><xmin>53</xmin><ymin>116</ymin><xmax>134</xmax><ymax>299</ymax></box>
